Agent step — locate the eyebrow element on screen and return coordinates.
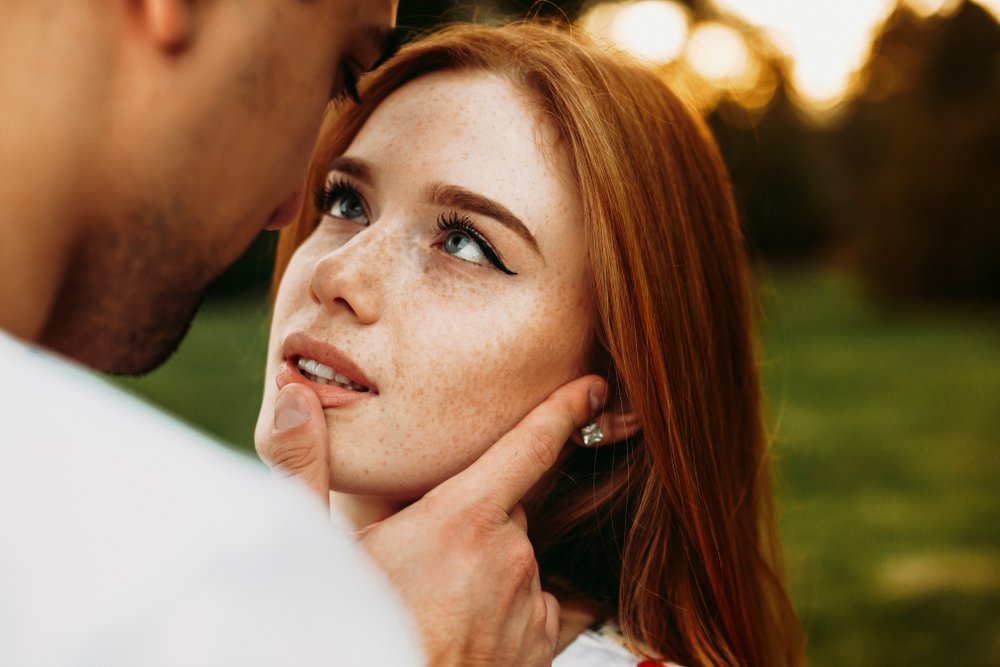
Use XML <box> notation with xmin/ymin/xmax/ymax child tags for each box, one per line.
<box><xmin>325</xmin><ymin>158</ymin><xmax>542</xmax><ymax>258</ymax></box>
<box><xmin>327</xmin><ymin>156</ymin><xmax>374</xmax><ymax>185</ymax></box>
<box><xmin>426</xmin><ymin>183</ymin><xmax>542</xmax><ymax>256</ymax></box>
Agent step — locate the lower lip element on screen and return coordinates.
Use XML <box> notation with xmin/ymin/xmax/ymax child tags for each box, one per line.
<box><xmin>276</xmin><ymin>361</ymin><xmax>376</xmax><ymax>408</ymax></box>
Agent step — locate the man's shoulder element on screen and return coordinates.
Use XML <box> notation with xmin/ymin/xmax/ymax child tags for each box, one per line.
<box><xmin>0</xmin><ymin>330</ymin><xmax>283</xmax><ymax>531</ymax></box>
<box><xmin>0</xmin><ymin>331</ymin><xmax>422</xmax><ymax>665</ymax></box>
<box><xmin>1</xmin><ymin>329</ymin><xmax>244</xmax><ymax>470</ymax></box>
<box><xmin>0</xmin><ymin>328</ymin><xmax>326</xmax><ymax>554</ymax></box>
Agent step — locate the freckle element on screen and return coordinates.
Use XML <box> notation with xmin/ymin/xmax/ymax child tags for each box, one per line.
<box><xmin>364</xmin><ymin>467</ymin><xmax>370</xmax><ymax>476</ymax></box>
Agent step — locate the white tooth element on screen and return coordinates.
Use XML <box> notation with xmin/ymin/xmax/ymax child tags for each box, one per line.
<box><xmin>316</xmin><ymin>376</ymin><xmax>329</xmax><ymax>385</ymax></box>
<box><xmin>298</xmin><ymin>357</ymin><xmax>337</xmax><ymax>381</ymax></box>
<box><xmin>334</xmin><ymin>372</ymin><xmax>351</xmax><ymax>385</ymax></box>
<box><xmin>313</xmin><ymin>362</ymin><xmax>335</xmax><ymax>381</ymax></box>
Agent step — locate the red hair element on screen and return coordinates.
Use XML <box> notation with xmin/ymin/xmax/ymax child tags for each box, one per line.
<box><xmin>274</xmin><ymin>23</ymin><xmax>803</xmax><ymax>667</ymax></box>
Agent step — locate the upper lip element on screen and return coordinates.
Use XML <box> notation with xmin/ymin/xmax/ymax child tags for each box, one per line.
<box><xmin>282</xmin><ymin>332</ymin><xmax>377</xmax><ymax>393</ymax></box>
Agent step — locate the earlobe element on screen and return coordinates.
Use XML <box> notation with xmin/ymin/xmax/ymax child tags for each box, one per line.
<box><xmin>575</xmin><ymin>410</ymin><xmax>641</xmax><ymax>448</ymax></box>
<box><xmin>574</xmin><ymin>398</ymin><xmax>642</xmax><ymax>448</ymax></box>
<box><xmin>140</xmin><ymin>0</ymin><xmax>194</xmax><ymax>53</ymax></box>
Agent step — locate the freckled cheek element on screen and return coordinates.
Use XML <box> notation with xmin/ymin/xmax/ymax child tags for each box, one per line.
<box><xmin>386</xmin><ymin>294</ymin><xmax>591</xmax><ymax>474</ymax></box>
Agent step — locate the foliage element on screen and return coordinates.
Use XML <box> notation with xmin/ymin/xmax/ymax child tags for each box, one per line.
<box><xmin>710</xmin><ymin>95</ymin><xmax>839</xmax><ymax>259</ymax></box>
<box><xmin>840</xmin><ymin>2</ymin><xmax>1000</xmax><ymax>302</ymax></box>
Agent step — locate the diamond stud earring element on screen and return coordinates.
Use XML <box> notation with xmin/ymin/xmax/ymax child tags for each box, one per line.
<box><xmin>580</xmin><ymin>422</ymin><xmax>604</xmax><ymax>447</ymax></box>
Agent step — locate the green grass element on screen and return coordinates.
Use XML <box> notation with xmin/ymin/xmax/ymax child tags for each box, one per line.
<box><xmin>757</xmin><ymin>268</ymin><xmax>1000</xmax><ymax>666</ymax></box>
<box><xmin>113</xmin><ymin>292</ymin><xmax>272</xmax><ymax>451</ymax></box>
<box><xmin>113</xmin><ymin>267</ymin><xmax>1000</xmax><ymax>666</ymax></box>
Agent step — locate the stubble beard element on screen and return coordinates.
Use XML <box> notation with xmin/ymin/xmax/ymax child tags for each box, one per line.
<box><xmin>39</xmin><ymin>206</ymin><xmax>217</xmax><ymax>375</ymax></box>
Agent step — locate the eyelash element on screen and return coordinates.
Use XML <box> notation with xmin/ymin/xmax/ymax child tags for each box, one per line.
<box><xmin>314</xmin><ymin>179</ymin><xmax>516</xmax><ymax>276</ymax></box>
<box><xmin>314</xmin><ymin>177</ymin><xmax>364</xmax><ymax>218</ymax></box>
<box><xmin>436</xmin><ymin>212</ymin><xmax>517</xmax><ymax>276</ymax></box>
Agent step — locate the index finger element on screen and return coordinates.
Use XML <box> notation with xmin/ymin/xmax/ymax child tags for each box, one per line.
<box><xmin>441</xmin><ymin>375</ymin><xmax>607</xmax><ymax>512</ymax></box>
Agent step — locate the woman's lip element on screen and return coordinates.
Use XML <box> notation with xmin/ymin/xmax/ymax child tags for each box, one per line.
<box><xmin>281</xmin><ymin>332</ymin><xmax>377</xmax><ymax>393</ymax></box>
<box><xmin>276</xmin><ymin>362</ymin><xmax>375</xmax><ymax>409</ymax></box>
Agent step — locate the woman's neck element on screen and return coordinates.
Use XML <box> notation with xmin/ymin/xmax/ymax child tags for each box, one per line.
<box><xmin>329</xmin><ymin>492</ymin><xmax>599</xmax><ymax>654</ymax></box>
<box><xmin>329</xmin><ymin>492</ymin><xmax>404</xmax><ymax>530</ymax></box>
<box><xmin>556</xmin><ymin>599</ymin><xmax>600</xmax><ymax>652</ymax></box>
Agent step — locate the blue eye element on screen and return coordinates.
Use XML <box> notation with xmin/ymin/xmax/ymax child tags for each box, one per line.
<box><xmin>436</xmin><ymin>212</ymin><xmax>517</xmax><ymax>275</ymax></box>
<box><xmin>315</xmin><ymin>179</ymin><xmax>369</xmax><ymax>226</ymax></box>
<box><xmin>443</xmin><ymin>230</ymin><xmax>488</xmax><ymax>265</ymax></box>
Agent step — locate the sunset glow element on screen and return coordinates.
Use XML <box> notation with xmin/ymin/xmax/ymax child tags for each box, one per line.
<box><xmin>580</xmin><ymin>0</ymin><xmax>1000</xmax><ymax>121</ymax></box>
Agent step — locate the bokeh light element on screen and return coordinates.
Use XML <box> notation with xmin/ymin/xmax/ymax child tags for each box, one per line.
<box><xmin>711</xmin><ymin>0</ymin><xmax>896</xmax><ymax>114</ymax></box>
<box><xmin>582</xmin><ymin>0</ymin><xmax>1000</xmax><ymax>122</ymax></box>
<box><xmin>906</xmin><ymin>0</ymin><xmax>963</xmax><ymax>17</ymax></box>
<box><xmin>685</xmin><ymin>22</ymin><xmax>753</xmax><ymax>85</ymax></box>
<box><xmin>581</xmin><ymin>1</ymin><xmax>690</xmax><ymax>64</ymax></box>
<box><xmin>974</xmin><ymin>0</ymin><xmax>1000</xmax><ymax>20</ymax></box>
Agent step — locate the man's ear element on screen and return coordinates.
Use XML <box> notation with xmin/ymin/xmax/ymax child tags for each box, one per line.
<box><xmin>137</xmin><ymin>0</ymin><xmax>195</xmax><ymax>53</ymax></box>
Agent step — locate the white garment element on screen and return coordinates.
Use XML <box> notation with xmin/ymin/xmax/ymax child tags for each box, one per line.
<box><xmin>556</xmin><ymin>626</ymin><xmax>683</xmax><ymax>667</ymax></box>
<box><xmin>0</xmin><ymin>331</ymin><xmax>422</xmax><ymax>666</ymax></box>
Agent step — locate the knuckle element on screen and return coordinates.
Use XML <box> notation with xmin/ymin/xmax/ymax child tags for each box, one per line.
<box><xmin>260</xmin><ymin>440</ymin><xmax>320</xmax><ymax>473</ymax></box>
<box><xmin>463</xmin><ymin>502</ymin><xmax>511</xmax><ymax>540</ymax></box>
<box><xmin>420</xmin><ymin>493</ymin><xmax>506</xmax><ymax>544</ymax></box>
<box><xmin>509</xmin><ymin>539</ymin><xmax>538</xmax><ymax>583</ymax></box>
<box><xmin>520</xmin><ymin>425</ymin><xmax>561</xmax><ymax>472</ymax></box>
<box><xmin>532</xmin><ymin>592</ymin><xmax>546</xmax><ymax>619</ymax></box>
<box><xmin>533</xmin><ymin>595</ymin><xmax>550</xmax><ymax>630</ymax></box>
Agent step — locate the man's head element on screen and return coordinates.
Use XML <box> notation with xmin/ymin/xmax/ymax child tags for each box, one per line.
<box><xmin>31</xmin><ymin>0</ymin><xmax>397</xmax><ymax>373</ymax></box>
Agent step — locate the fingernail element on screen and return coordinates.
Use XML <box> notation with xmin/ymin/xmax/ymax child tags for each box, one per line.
<box><xmin>274</xmin><ymin>387</ymin><xmax>310</xmax><ymax>431</ymax></box>
<box><xmin>589</xmin><ymin>381</ymin><xmax>608</xmax><ymax>415</ymax></box>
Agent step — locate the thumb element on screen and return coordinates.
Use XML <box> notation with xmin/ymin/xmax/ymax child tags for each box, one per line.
<box><xmin>256</xmin><ymin>383</ymin><xmax>330</xmax><ymax>504</ymax></box>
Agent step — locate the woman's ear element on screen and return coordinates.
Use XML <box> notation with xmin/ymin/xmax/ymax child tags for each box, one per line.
<box><xmin>571</xmin><ymin>391</ymin><xmax>641</xmax><ymax>448</ymax></box>
<box><xmin>137</xmin><ymin>0</ymin><xmax>195</xmax><ymax>53</ymax></box>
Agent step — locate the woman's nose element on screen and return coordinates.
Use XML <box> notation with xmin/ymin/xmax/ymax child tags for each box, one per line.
<box><xmin>308</xmin><ymin>228</ymin><xmax>388</xmax><ymax>325</ymax></box>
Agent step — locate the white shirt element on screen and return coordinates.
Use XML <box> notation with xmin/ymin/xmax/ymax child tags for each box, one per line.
<box><xmin>555</xmin><ymin>625</ymin><xmax>683</xmax><ymax>667</ymax></box>
<box><xmin>0</xmin><ymin>330</ymin><xmax>422</xmax><ymax>666</ymax></box>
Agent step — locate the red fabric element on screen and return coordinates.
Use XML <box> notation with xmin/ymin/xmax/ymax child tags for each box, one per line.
<box><xmin>636</xmin><ymin>661</ymin><xmax>663</xmax><ymax>666</ymax></box>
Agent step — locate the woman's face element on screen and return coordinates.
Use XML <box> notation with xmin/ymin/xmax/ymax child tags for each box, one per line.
<box><xmin>258</xmin><ymin>71</ymin><xmax>593</xmax><ymax>498</ymax></box>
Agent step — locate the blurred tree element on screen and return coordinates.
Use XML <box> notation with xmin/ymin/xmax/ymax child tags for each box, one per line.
<box><xmin>844</xmin><ymin>1</ymin><xmax>1000</xmax><ymax>302</ymax></box>
<box><xmin>710</xmin><ymin>88</ymin><xmax>838</xmax><ymax>260</ymax></box>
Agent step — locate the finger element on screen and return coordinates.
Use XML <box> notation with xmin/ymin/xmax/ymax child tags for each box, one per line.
<box><xmin>255</xmin><ymin>383</ymin><xmax>331</xmax><ymax>504</ymax></box>
<box><xmin>542</xmin><ymin>591</ymin><xmax>561</xmax><ymax>650</ymax></box>
<box><xmin>444</xmin><ymin>375</ymin><xmax>607</xmax><ymax>512</ymax></box>
<box><xmin>509</xmin><ymin>504</ymin><xmax>528</xmax><ymax>532</ymax></box>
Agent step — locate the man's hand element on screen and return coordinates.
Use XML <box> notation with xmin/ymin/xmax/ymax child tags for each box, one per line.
<box><xmin>257</xmin><ymin>376</ymin><xmax>608</xmax><ymax>666</ymax></box>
